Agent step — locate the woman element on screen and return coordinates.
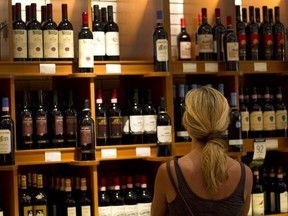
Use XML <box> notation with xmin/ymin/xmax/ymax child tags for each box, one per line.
<box><xmin>151</xmin><ymin>86</ymin><xmax>252</xmax><ymax>216</ymax></box>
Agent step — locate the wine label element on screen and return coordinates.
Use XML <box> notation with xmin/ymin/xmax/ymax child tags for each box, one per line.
<box><xmin>263</xmin><ymin>34</ymin><xmax>273</xmax><ymax>57</ymax></box>
<box><xmin>111</xmin><ymin>205</ymin><xmax>125</xmax><ymax>216</ymax></box>
<box><xmin>93</xmin><ymin>31</ymin><xmax>106</xmax><ymax>56</ymax></box>
<box><xmin>13</xmin><ymin>29</ymin><xmax>27</xmax><ymax>58</ymax></box>
<box><xmin>105</xmin><ymin>32</ymin><xmax>120</xmax><ymax>56</ymax></box>
<box><xmin>250</xmin><ymin>33</ymin><xmax>259</xmax><ymax>55</ymax></box>
<box><xmin>241</xmin><ymin>111</ymin><xmax>250</xmax><ymax>131</ymax></box>
<box><xmin>0</xmin><ymin>129</ymin><xmax>11</xmax><ymax>154</ymax></box>
<box><xmin>78</xmin><ymin>39</ymin><xmax>94</xmax><ymax>68</ymax></box>
<box><xmin>238</xmin><ymin>33</ymin><xmax>247</xmax><ymax>58</ymax></box>
<box><xmin>67</xmin><ymin>206</ymin><xmax>77</xmax><ymax>216</ymax></box>
<box><xmin>66</xmin><ymin>116</ymin><xmax>77</xmax><ymax>134</ymax></box>
<box><xmin>270</xmin><ymin>192</ymin><xmax>276</xmax><ymax>212</ymax></box>
<box><xmin>80</xmin><ymin>125</ymin><xmax>92</xmax><ymax>145</ymax></box>
<box><xmin>124</xmin><ymin>204</ymin><xmax>138</xmax><ymax>216</ymax></box>
<box><xmin>156</xmin><ymin>39</ymin><xmax>168</xmax><ymax>61</ymax></box>
<box><xmin>43</xmin><ymin>30</ymin><xmax>59</xmax><ymax>58</ymax></box>
<box><xmin>129</xmin><ymin>115</ymin><xmax>144</xmax><ymax>134</ymax></box>
<box><xmin>22</xmin><ymin>116</ymin><xmax>33</xmax><ymax>136</ymax></box>
<box><xmin>28</xmin><ymin>30</ymin><xmax>43</xmax><ymax>58</ymax></box>
<box><xmin>0</xmin><ymin>211</ymin><xmax>3</xmax><ymax>216</ymax></box>
<box><xmin>33</xmin><ymin>205</ymin><xmax>47</xmax><ymax>216</ymax></box>
<box><xmin>226</xmin><ymin>42</ymin><xmax>239</xmax><ymax>61</ymax></box>
<box><xmin>276</xmin><ymin>33</ymin><xmax>285</xmax><ymax>51</ymax></box>
<box><xmin>58</xmin><ymin>30</ymin><xmax>74</xmax><ymax>58</ymax></box>
<box><xmin>137</xmin><ymin>203</ymin><xmax>151</xmax><ymax>216</ymax></box>
<box><xmin>143</xmin><ymin>115</ymin><xmax>157</xmax><ymax>133</ymax></box>
<box><xmin>198</xmin><ymin>34</ymin><xmax>213</xmax><ymax>53</ymax></box>
<box><xmin>109</xmin><ymin>116</ymin><xmax>122</xmax><ymax>138</ymax></box>
<box><xmin>54</xmin><ymin>115</ymin><xmax>64</xmax><ymax>135</ymax></box>
<box><xmin>276</xmin><ymin>110</ymin><xmax>287</xmax><ymax>130</ymax></box>
<box><xmin>23</xmin><ymin>205</ymin><xmax>33</xmax><ymax>216</ymax></box>
<box><xmin>36</xmin><ymin>116</ymin><xmax>48</xmax><ymax>136</ymax></box>
<box><xmin>98</xmin><ymin>206</ymin><xmax>112</xmax><ymax>216</ymax></box>
<box><xmin>252</xmin><ymin>193</ymin><xmax>264</xmax><ymax>215</ymax></box>
<box><xmin>250</xmin><ymin>111</ymin><xmax>263</xmax><ymax>131</ymax></box>
<box><xmin>96</xmin><ymin>116</ymin><xmax>108</xmax><ymax>138</ymax></box>
<box><xmin>263</xmin><ymin>111</ymin><xmax>276</xmax><ymax>131</ymax></box>
<box><xmin>179</xmin><ymin>41</ymin><xmax>191</xmax><ymax>59</ymax></box>
<box><xmin>280</xmin><ymin>191</ymin><xmax>288</xmax><ymax>213</ymax></box>
<box><xmin>157</xmin><ymin>125</ymin><xmax>172</xmax><ymax>143</ymax></box>
<box><xmin>122</xmin><ymin>116</ymin><xmax>129</xmax><ymax>135</ymax></box>
<box><xmin>81</xmin><ymin>205</ymin><xmax>91</xmax><ymax>216</ymax></box>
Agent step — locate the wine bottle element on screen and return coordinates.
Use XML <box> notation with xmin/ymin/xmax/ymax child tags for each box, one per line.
<box><xmin>236</xmin><ymin>5</ymin><xmax>247</xmax><ymax>60</ymax></box>
<box><xmin>273</xmin><ymin>6</ymin><xmax>285</xmax><ymax>61</ymax></box>
<box><xmin>242</xmin><ymin>8</ymin><xmax>248</xmax><ymax>24</ymax></box>
<box><xmin>12</xmin><ymin>4</ymin><xmax>16</xmax><ymax>22</ymax></box>
<box><xmin>110</xmin><ymin>177</ymin><xmax>125</xmax><ymax>215</ymax></box>
<box><xmin>137</xmin><ymin>175</ymin><xmax>152</xmax><ymax>215</ymax></box>
<box><xmin>267</xmin><ymin>168</ymin><xmax>277</xmax><ymax>214</ymax></box>
<box><xmin>224</xmin><ymin>16</ymin><xmax>239</xmax><ymax>71</ymax></box>
<box><xmin>198</xmin><ymin>8</ymin><xmax>213</xmax><ymax>60</ymax></box>
<box><xmin>255</xmin><ymin>8</ymin><xmax>261</xmax><ymax>26</ymax></box>
<box><xmin>64</xmin><ymin>178</ymin><xmax>77</xmax><ymax>216</ymax></box>
<box><xmin>98</xmin><ymin>177</ymin><xmax>111</xmax><ymax>216</ymax></box>
<box><xmin>156</xmin><ymin>97</ymin><xmax>172</xmax><ymax>156</ymax></box>
<box><xmin>153</xmin><ymin>10</ymin><xmax>169</xmax><ymax>72</ymax></box>
<box><xmin>0</xmin><ymin>97</ymin><xmax>14</xmax><ymax>165</ymax></box>
<box><xmin>276</xmin><ymin>169</ymin><xmax>288</xmax><ymax>213</ymax></box>
<box><xmin>129</xmin><ymin>89</ymin><xmax>144</xmax><ymax>144</ymax></box>
<box><xmin>41</xmin><ymin>5</ymin><xmax>47</xmax><ymax>26</ymax></box>
<box><xmin>259</xmin><ymin>6</ymin><xmax>273</xmax><ymax>60</ymax></box>
<box><xmin>27</xmin><ymin>3</ymin><xmax>43</xmax><ymax>61</ymax></box>
<box><xmin>92</xmin><ymin>5</ymin><xmax>105</xmax><ymax>61</ymax></box>
<box><xmin>250</xmin><ymin>87</ymin><xmax>263</xmax><ymax>138</ymax></box>
<box><xmin>246</xmin><ymin>6</ymin><xmax>259</xmax><ymax>60</ymax></box>
<box><xmin>19</xmin><ymin>175</ymin><xmax>33</xmax><ymax>216</ymax></box>
<box><xmin>194</xmin><ymin>13</ymin><xmax>202</xmax><ymax>60</ymax></box>
<box><xmin>65</xmin><ymin>90</ymin><xmax>78</xmax><ymax>147</ymax></box>
<box><xmin>104</xmin><ymin>5</ymin><xmax>120</xmax><ymax>60</ymax></box>
<box><xmin>239</xmin><ymin>87</ymin><xmax>250</xmax><ymax>139</ymax></box>
<box><xmin>33</xmin><ymin>174</ymin><xmax>48</xmax><ymax>216</ymax></box>
<box><xmin>95</xmin><ymin>88</ymin><xmax>108</xmax><ymax>146</ymax></box>
<box><xmin>177</xmin><ymin>18</ymin><xmax>191</xmax><ymax>60</ymax></box>
<box><xmin>228</xmin><ymin>92</ymin><xmax>243</xmax><ymax>152</ymax></box>
<box><xmin>275</xmin><ymin>86</ymin><xmax>287</xmax><ymax>137</ymax></box>
<box><xmin>269</xmin><ymin>8</ymin><xmax>274</xmax><ymax>24</ymax></box>
<box><xmin>58</xmin><ymin>4</ymin><xmax>74</xmax><ymax>61</ymax></box>
<box><xmin>51</xmin><ymin>90</ymin><xmax>64</xmax><ymax>148</ymax></box>
<box><xmin>13</xmin><ymin>3</ymin><xmax>27</xmax><ymax>61</ymax></box>
<box><xmin>78</xmin><ymin>178</ymin><xmax>91</xmax><ymax>216</ymax></box>
<box><xmin>20</xmin><ymin>91</ymin><xmax>34</xmax><ymax>150</ymax></box>
<box><xmin>212</xmin><ymin>8</ymin><xmax>226</xmax><ymax>61</ymax></box>
<box><xmin>101</xmin><ymin>7</ymin><xmax>107</xmax><ymax>27</ymax></box>
<box><xmin>122</xmin><ymin>89</ymin><xmax>132</xmax><ymax>144</ymax></box>
<box><xmin>25</xmin><ymin>5</ymin><xmax>31</xmax><ymax>25</ymax></box>
<box><xmin>78</xmin><ymin>11</ymin><xmax>94</xmax><ymax>73</ymax></box>
<box><xmin>35</xmin><ymin>90</ymin><xmax>49</xmax><ymax>149</ymax></box>
<box><xmin>263</xmin><ymin>86</ymin><xmax>276</xmax><ymax>137</ymax></box>
<box><xmin>124</xmin><ymin>176</ymin><xmax>138</xmax><ymax>215</ymax></box>
<box><xmin>251</xmin><ymin>169</ymin><xmax>265</xmax><ymax>215</ymax></box>
<box><xmin>107</xmin><ymin>89</ymin><xmax>122</xmax><ymax>145</ymax></box>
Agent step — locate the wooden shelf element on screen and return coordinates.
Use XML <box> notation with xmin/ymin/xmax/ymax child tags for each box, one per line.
<box><xmin>243</xmin><ymin>137</ymin><xmax>288</xmax><ymax>152</ymax></box>
<box><xmin>0</xmin><ymin>165</ymin><xmax>17</xmax><ymax>171</ymax></box>
<box><xmin>239</xmin><ymin>61</ymin><xmax>288</xmax><ymax>74</ymax></box>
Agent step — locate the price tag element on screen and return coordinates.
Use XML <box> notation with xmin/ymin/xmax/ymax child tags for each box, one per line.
<box><xmin>45</xmin><ymin>151</ymin><xmax>61</xmax><ymax>162</ymax></box>
<box><xmin>106</xmin><ymin>64</ymin><xmax>121</xmax><ymax>74</ymax></box>
<box><xmin>101</xmin><ymin>148</ymin><xmax>117</xmax><ymax>158</ymax></box>
<box><xmin>204</xmin><ymin>63</ymin><xmax>218</xmax><ymax>72</ymax></box>
<box><xmin>254</xmin><ymin>62</ymin><xmax>267</xmax><ymax>72</ymax></box>
<box><xmin>40</xmin><ymin>64</ymin><xmax>56</xmax><ymax>74</ymax></box>
<box><xmin>136</xmin><ymin>147</ymin><xmax>151</xmax><ymax>156</ymax></box>
<box><xmin>253</xmin><ymin>141</ymin><xmax>266</xmax><ymax>161</ymax></box>
<box><xmin>182</xmin><ymin>63</ymin><xmax>197</xmax><ymax>72</ymax></box>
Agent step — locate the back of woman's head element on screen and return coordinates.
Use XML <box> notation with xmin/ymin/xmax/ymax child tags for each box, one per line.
<box><xmin>182</xmin><ymin>86</ymin><xmax>230</xmax><ymax>193</ymax></box>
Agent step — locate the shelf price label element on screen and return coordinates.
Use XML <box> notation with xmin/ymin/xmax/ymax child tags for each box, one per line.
<box><xmin>106</xmin><ymin>64</ymin><xmax>121</xmax><ymax>74</ymax></box>
<box><xmin>45</xmin><ymin>151</ymin><xmax>61</xmax><ymax>162</ymax></box>
<box><xmin>182</xmin><ymin>63</ymin><xmax>197</xmax><ymax>72</ymax></box>
<box><xmin>136</xmin><ymin>147</ymin><xmax>151</xmax><ymax>157</ymax></box>
<box><xmin>204</xmin><ymin>63</ymin><xmax>218</xmax><ymax>72</ymax></box>
<box><xmin>250</xmin><ymin>139</ymin><xmax>267</xmax><ymax>168</ymax></box>
<box><xmin>254</xmin><ymin>62</ymin><xmax>267</xmax><ymax>72</ymax></box>
<box><xmin>101</xmin><ymin>148</ymin><xmax>117</xmax><ymax>159</ymax></box>
<box><xmin>40</xmin><ymin>64</ymin><xmax>56</xmax><ymax>74</ymax></box>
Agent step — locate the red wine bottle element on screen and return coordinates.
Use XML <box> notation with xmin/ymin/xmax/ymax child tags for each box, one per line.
<box><xmin>259</xmin><ymin>6</ymin><xmax>273</xmax><ymax>60</ymax></box>
<box><xmin>223</xmin><ymin>16</ymin><xmax>239</xmax><ymax>71</ymax></box>
<box><xmin>58</xmin><ymin>4</ymin><xmax>74</xmax><ymax>61</ymax></box>
<box><xmin>212</xmin><ymin>8</ymin><xmax>226</xmax><ymax>61</ymax></box>
<box><xmin>251</xmin><ymin>169</ymin><xmax>265</xmax><ymax>215</ymax></box>
<box><xmin>33</xmin><ymin>174</ymin><xmax>48</xmax><ymax>216</ymax></box>
<box><xmin>63</xmin><ymin>178</ymin><xmax>77</xmax><ymax>216</ymax></box>
<box><xmin>177</xmin><ymin>18</ymin><xmax>191</xmax><ymax>60</ymax></box>
<box><xmin>19</xmin><ymin>175</ymin><xmax>33</xmax><ymax>216</ymax></box>
<box><xmin>263</xmin><ymin>86</ymin><xmax>276</xmax><ymax>137</ymax></box>
<box><xmin>194</xmin><ymin>13</ymin><xmax>202</xmax><ymax>60</ymax></box>
<box><xmin>101</xmin><ymin>7</ymin><xmax>107</xmax><ymax>27</ymax></box>
<box><xmin>25</xmin><ymin>5</ymin><xmax>31</xmax><ymax>25</ymax></box>
<box><xmin>12</xmin><ymin>4</ymin><xmax>16</xmax><ymax>22</ymax></box>
<box><xmin>246</xmin><ymin>6</ymin><xmax>259</xmax><ymax>60</ymax></box>
<box><xmin>93</xmin><ymin>5</ymin><xmax>105</xmax><ymax>61</ymax></box>
<box><xmin>137</xmin><ymin>175</ymin><xmax>152</xmax><ymax>215</ymax></box>
<box><xmin>275</xmin><ymin>86</ymin><xmax>287</xmax><ymax>137</ymax></box>
<box><xmin>78</xmin><ymin>99</ymin><xmax>95</xmax><ymax>160</ymax></box>
<box><xmin>124</xmin><ymin>176</ymin><xmax>138</xmax><ymax>215</ymax></box>
<box><xmin>198</xmin><ymin>8</ymin><xmax>213</xmax><ymax>60</ymax></box>
<box><xmin>276</xmin><ymin>169</ymin><xmax>288</xmax><ymax>213</ymax></box>
<box><xmin>78</xmin><ymin>12</ymin><xmax>94</xmax><ymax>73</ymax></box>
<box><xmin>110</xmin><ymin>177</ymin><xmax>125</xmax><ymax>215</ymax></box>
<box><xmin>273</xmin><ymin>6</ymin><xmax>285</xmax><ymax>61</ymax></box>
<box><xmin>104</xmin><ymin>5</ymin><xmax>120</xmax><ymax>60</ymax></box>
<box><xmin>250</xmin><ymin>87</ymin><xmax>263</xmax><ymax>138</ymax></box>
<box><xmin>236</xmin><ymin>5</ymin><xmax>247</xmax><ymax>60</ymax></box>
<box><xmin>95</xmin><ymin>89</ymin><xmax>108</xmax><ymax>146</ymax></box>
<box><xmin>269</xmin><ymin>8</ymin><xmax>274</xmax><ymax>24</ymax></box>
<box><xmin>0</xmin><ymin>98</ymin><xmax>14</xmax><ymax>165</ymax></box>
<box><xmin>51</xmin><ymin>90</ymin><xmax>64</xmax><ymax>148</ymax></box>
<box><xmin>78</xmin><ymin>178</ymin><xmax>91</xmax><ymax>216</ymax></box>
<box><xmin>98</xmin><ymin>177</ymin><xmax>111</xmax><ymax>215</ymax></box>
<box><xmin>239</xmin><ymin>87</ymin><xmax>250</xmax><ymax>139</ymax></box>
<box><xmin>255</xmin><ymin>8</ymin><xmax>261</xmax><ymax>26</ymax></box>
<box><xmin>153</xmin><ymin>10</ymin><xmax>169</xmax><ymax>72</ymax></box>
<box><xmin>13</xmin><ymin>3</ymin><xmax>27</xmax><ymax>61</ymax></box>
<box><xmin>27</xmin><ymin>3</ymin><xmax>43</xmax><ymax>61</ymax></box>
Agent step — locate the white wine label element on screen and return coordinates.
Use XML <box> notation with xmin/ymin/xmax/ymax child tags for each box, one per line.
<box><xmin>33</xmin><ymin>205</ymin><xmax>47</xmax><ymax>216</ymax></box>
<box><xmin>179</xmin><ymin>41</ymin><xmax>191</xmax><ymax>59</ymax></box>
<box><xmin>157</xmin><ymin>125</ymin><xmax>172</xmax><ymax>143</ymax></box>
<box><xmin>79</xmin><ymin>39</ymin><xmax>94</xmax><ymax>68</ymax></box>
<box><xmin>105</xmin><ymin>32</ymin><xmax>120</xmax><ymax>56</ymax></box>
<box><xmin>124</xmin><ymin>204</ymin><xmax>138</xmax><ymax>216</ymax></box>
<box><xmin>143</xmin><ymin>115</ymin><xmax>157</xmax><ymax>133</ymax></box>
<box><xmin>276</xmin><ymin>110</ymin><xmax>287</xmax><ymax>130</ymax></box>
<box><xmin>122</xmin><ymin>116</ymin><xmax>130</xmax><ymax>134</ymax></box>
<box><xmin>252</xmin><ymin>193</ymin><xmax>264</xmax><ymax>215</ymax></box>
<box><xmin>250</xmin><ymin>111</ymin><xmax>263</xmax><ymax>131</ymax></box>
<box><xmin>13</xmin><ymin>29</ymin><xmax>27</xmax><ymax>58</ymax></box>
<box><xmin>241</xmin><ymin>111</ymin><xmax>250</xmax><ymax>131</ymax></box>
<box><xmin>67</xmin><ymin>207</ymin><xmax>77</xmax><ymax>216</ymax></box>
<box><xmin>0</xmin><ymin>129</ymin><xmax>11</xmax><ymax>154</ymax></box>
<box><xmin>28</xmin><ymin>30</ymin><xmax>43</xmax><ymax>58</ymax></box>
<box><xmin>129</xmin><ymin>115</ymin><xmax>144</xmax><ymax>134</ymax></box>
<box><xmin>43</xmin><ymin>30</ymin><xmax>58</xmax><ymax>58</ymax></box>
<box><xmin>98</xmin><ymin>206</ymin><xmax>112</xmax><ymax>216</ymax></box>
<box><xmin>156</xmin><ymin>39</ymin><xmax>168</xmax><ymax>61</ymax></box>
<box><xmin>263</xmin><ymin>111</ymin><xmax>276</xmax><ymax>131</ymax></box>
<box><xmin>226</xmin><ymin>42</ymin><xmax>239</xmax><ymax>61</ymax></box>
<box><xmin>198</xmin><ymin>34</ymin><xmax>213</xmax><ymax>53</ymax></box>
<box><xmin>253</xmin><ymin>141</ymin><xmax>266</xmax><ymax>160</ymax></box>
<box><xmin>280</xmin><ymin>191</ymin><xmax>288</xmax><ymax>213</ymax></box>
<box><xmin>93</xmin><ymin>31</ymin><xmax>105</xmax><ymax>56</ymax></box>
<box><xmin>137</xmin><ymin>203</ymin><xmax>151</xmax><ymax>216</ymax></box>
<box><xmin>111</xmin><ymin>205</ymin><xmax>125</xmax><ymax>216</ymax></box>
<box><xmin>58</xmin><ymin>30</ymin><xmax>74</xmax><ymax>58</ymax></box>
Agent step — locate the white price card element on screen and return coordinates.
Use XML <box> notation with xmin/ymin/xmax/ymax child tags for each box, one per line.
<box><xmin>253</xmin><ymin>141</ymin><xmax>266</xmax><ymax>161</ymax></box>
<box><xmin>45</xmin><ymin>151</ymin><xmax>61</xmax><ymax>162</ymax></box>
<box><xmin>101</xmin><ymin>148</ymin><xmax>117</xmax><ymax>158</ymax></box>
<box><xmin>204</xmin><ymin>63</ymin><xmax>218</xmax><ymax>72</ymax></box>
<box><xmin>265</xmin><ymin>139</ymin><xmax>278</xmax><ymax>150</ymax></box>
<box><xmin>182</xmin><ymin>63</ymin><xmax>197</xmax><ymax>72</ymax></box>
<box><xmin>136</xmin><ymin>147</ymin><xmax>151</xmax><ymax>157</ymax></box>
<box><xmin>106</xmin><ymin>64</ymin><xmax>121</xmax><ymax>74</ymax></box>
<box><xmin>254</xmin><ymin>62</ymin><xmax>267</xmax><ymax>72</ymax></box>
<box><xmin>40</xmin><ymin>64</ymin><xmax>56</xmax><ymax>74</ymax></box>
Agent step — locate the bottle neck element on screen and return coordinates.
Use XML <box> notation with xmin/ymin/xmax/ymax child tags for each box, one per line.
<box><xmin>62</xmin><ymin>5</ymin><xmax>68</xmax><ymax>21</ymax></box>
<box><xmin>15</xmin><ymin>4</ymin><xmax>22</xmax><ymax>20</ymax></box>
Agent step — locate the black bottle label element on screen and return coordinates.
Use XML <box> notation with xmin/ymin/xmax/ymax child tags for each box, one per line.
<box><xmin>96</xmin><ymin>117</ymin><xmax>108</xmax><ymax>139</ymax></box>
<box><xmin>109</xmin><ymin>116</ymin><xmax>122</xmax><ymax>138</ymax></box>
<box><xmin>80</xmin><ymin>125</ymin><xmax>92</xmax><ymax>145</ymax></box>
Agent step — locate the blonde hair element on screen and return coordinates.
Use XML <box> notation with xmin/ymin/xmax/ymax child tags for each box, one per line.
<box><xmin>182</xmin><ymin>86</ymin><xmax>230</xmax><ymax>193</ymax></box>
